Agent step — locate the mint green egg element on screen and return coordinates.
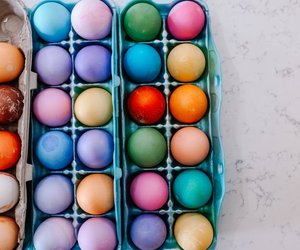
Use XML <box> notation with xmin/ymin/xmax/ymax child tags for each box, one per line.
<box><xmin>127</xmin><ymin>128</ymin><xmax>166</xmax><ymax>168</ymax></box>
<box><xmin>173</xmin><ymin>170</ymin><xmax>212</xmax><ymax>209</ymax></box>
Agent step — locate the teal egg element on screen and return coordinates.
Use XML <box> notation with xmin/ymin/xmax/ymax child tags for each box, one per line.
<box><xmin>173</xmin><ymin>170</ymin><xmax>212</xmax><ymax>209</ymax></box>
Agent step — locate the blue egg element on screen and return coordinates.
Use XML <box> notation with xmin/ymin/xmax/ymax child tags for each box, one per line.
<box><xmin>33</xmin><ymin>2</ymin><xmax>71</xmax><ymax>42</ymax></box>
<box><xmin>36</xmin><ymin>131</ymin><xmax>73</xmax><ymax>170</ymax></box>
<box><xmin>124</xmin><ymin>44</ymin><xmax>162</xmax><ymax>83</ymax></box>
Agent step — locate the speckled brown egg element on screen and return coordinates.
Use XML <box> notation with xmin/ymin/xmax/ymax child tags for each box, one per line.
<box><xmin>0</xmin><ymin>85</ymin><xmax>24</xmax><ymax>124</ymax></box>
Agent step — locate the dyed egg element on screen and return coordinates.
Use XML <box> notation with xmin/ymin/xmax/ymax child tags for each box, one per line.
<box><xmin>78</xmin><ymin>218</ymin><xmax>117</xmax><ymax>250</ymax></box>
<box><xmin>71</xmin><ymin>0</ymin><xmax>112</xmax><ymax>40</ymax></box>
<box><xmin>76</xmin><ymin>174</ymin><xmax>114</xmax><ymax>215</ymax></box>
<box><xmin>74</xmin><ymin>88</ymin><xmax>112</xmax><ymax>126</ymax></box>
<box><xmin>33</xmin><ymin>2</ymin><xmax>71</xmax><ymax>42</ymax></box>
<box><xmin>124</xmin><ymin>3</ymin><xmax>162</xmax><ymax>41</ymax></box>
<box><xmin>34</xmin><ymin>175</ymin><xmax>73</xmax><ymax>214</ymax></box>
<box><xmin>36</xmin><ymin>131</ymin><xmax>73</xmax><ymax>170</ymax></box>
<box><xmin>167</xmin><ymin>1</ymin><xmax>206</xmax><ymax>40</ymax></box>
<box><xmin>0</xmin><ymin>131</ymin><xmax>21</xmax><ymax>170</ymax></box>
<box><xmin>124</xmin><ymin>44</ymin><xmax>161</xmax><ymax>82</ymax></box>
<box><xmin>130</xmin><ymin>172</ymin><xmax>168</xmax><ymax>211</ymax></box>
<box><xmin>167</xmin><ymin>44</ymin><xmax>206</xmax><ymax>82</ymax></box>
<box><xmin>171</xmin><ymin>127</ymin><xmax>210</xmax><ymax>166</ymax></box>
<box><xmin>33</xmin><ymin>88</ymin><xmax>72</xmax><ymax>127</ymax></box>
<box><xmin>75</xmin><ymin>45</ymin><xmax>111</xmax><ymax>83</ymax></box>
<box><xmin>170</xmin><ymin>84</ymin><xmax>207</xmax><ymax>123</ymax></box>
<box><xmin>34</xmin><ymin>46</ymin><xmax>72</xmax><ymax>86</ymax></box>
<box><xmin>0</xmin><ymin>216</ymin><xmax>19</xmax><ymax>250</ymax></box>
<box><xmin>130</xmin><ymin>214</ymin><xmax>167</xmax><ymax>250</ymax></box>
<box><xmin>0</xmin><ymin>85</ymin><xmax>24</xmax><ymax>124</ymax></box>
<box><xmin>173</xmin><ymin>170</ymin><xmax>212</xmax><ymax>209</ymax></box>
<box><xmin>33</xmin><ymin>217</ymin><xmax>76</xmax><ymax>250</ymax></box>
<box><xmin>0</xmin><ymin>42</ymin><xmax>24</xmax><ymax>82</ymax></box>
<box><xmin>76</xmin><ymin>130</ymin><xmax>113</xmax><ymax>169</ymax></box>
<box><xmin>0</xmin><ymin>173</ymin><xmax>19</xmax><ymax>213</ymax></box>
<box><xmin>127</xmin><ymin>86</ymin><xmax>165</xmax><ymax>125</ymax></box>
<box><xmin>127</xmin><ymin>128</ymin><xmax>166</xmax><ymax>168</ymax></box>
<box><xmin>174</xmin><ymin>213</ymin><xmax>213</xmax><ymax>250</ymax></box>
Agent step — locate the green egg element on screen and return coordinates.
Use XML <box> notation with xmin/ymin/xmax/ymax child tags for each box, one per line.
<box><xmin>173</xmin><ymin>170</ymin><xmax>212</xmax><ymax>209</ymax></box>
<box><xmin>127</xmin><ymin>128</ymin><xmax>166</xmax><ymax>168</ymax></box>
<box><xmin>123</xmin><ymin>3</ymin><xmax>162</xmax><ymax>42</ymax></box>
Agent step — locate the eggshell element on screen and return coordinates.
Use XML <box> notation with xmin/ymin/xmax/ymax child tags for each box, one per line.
<box><xmin>33</xmin><ymin>217</ymin><xmax>76</xmax><ymax>250</ymax></box>
<box><xmin>76</xmin><ymin>174</ymin><xmax>114</xmax><ymax>215</ymax></box>
<box><xmin>71</xmin><ymin>0</ymin><xmax>112</xmax><ymax>40</ymax></box>
<box><xmin>130</xmin><ymin>172</ymin><xmax>168</xmax><ymax>211</ymax></box>
<box><xmin>130</xmin><ymin>214</ymin><xmax>167</xmax><ymax>250</ymax></box>
<box><xmin>167</xmin><ymin>1</ymin><xmax>206</xmax><ymax>40</ymax></box>
<box><xmin>167</xmin><ymin>44</ymin><xmax>206</xmax><ymax>82</ymax></box>
<box><xmin>74</xmin><ymin>88</ymin><xmax>112</xmax><ymax>126</ymax></box>
<box><xmin>127</xmin><ymin>128</ymin><xmax>167</xmax><ymax>168</ymax></box>
<box><xmin>33</xmin><ymin>2</ymin><xmax>71</xmax><ymax>42</ymax></box>
<box><xmin>0</xmin><ymin>131</ymin><xmax>21</xmax><ymax>170</ymax></box>
<box><xmin>33</xmin><ymin>88</ymin><xmax>72</xmax><ymax>127</ymax></box>
<box><xmin>0</xmin><ymin>42</ymin><xmax>24</xmax><ymax>83</ymax></box>
<box><xmin>0</xmin><ymin>216</ymin><xmax>19</xmax><ymax>250</ymax></box>
<box><xmin>171</xmin><ymin>127</ymin><xmax>210</xmax><ymax>166</ymax></box>
<box><xmin>78</xmin><ymin>218</ymin><xmax>117</xmax><ymax>250</ymax></box>
<box><xmin>170</xmin><ymin>84</ymin><xmax>207</xmax><ymax>123</ymax></box>
<box><xmin>174</xmin><ymin>213</ymin><xmax>213</xmax><ymax>250</ymax></box>
<box><xmin>0</xmin><ymin>173</ymin><xmax>19</xmax><ymax>213</ymax></box>
<box><xmin>34</xmin><ymin>175</ymin><xmax>73</xmax><ymax>214</ymax></box>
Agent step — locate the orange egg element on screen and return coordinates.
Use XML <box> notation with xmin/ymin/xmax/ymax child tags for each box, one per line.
<box><xmin>0</xmin><ymin>216</ymin><xmax>19</xmax><ymax>250</ymax></box>
<box><xmin>0</xmin><ymin>43</ymin><xmax>24</xmax><ymax>83</ymax></box>
<box><xmin>170</xmin><ymin>84</ymin><xmax>208</xmax><ymax>123</ymax></box>
<box><xmin>76</xmin><ymin>174</ymin><xmax>114</xmax><ymax>215</ymax></box>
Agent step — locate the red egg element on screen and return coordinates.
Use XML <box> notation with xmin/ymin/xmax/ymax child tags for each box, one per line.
<box><xmin>0</xmin><ymin>131</ymin><xmax>21</xmax><ymax>170</ymax></box>
<box><xmin>127</xmin><ymin>86</ymin><xmax>166</xmax><ymax>125</ymax></box>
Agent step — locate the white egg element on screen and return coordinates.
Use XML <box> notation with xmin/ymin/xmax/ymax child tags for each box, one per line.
<box><xmin>0</xmin><ymin>173</ymin><xmax>19</xmax><ymax>213</ymax></box>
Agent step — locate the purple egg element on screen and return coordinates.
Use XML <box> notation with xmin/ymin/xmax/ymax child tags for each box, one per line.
<box><xmin>33</xmin><ymin>88</ymin><xmax>72</xmax><ymax>127</ymax></box>
<box><xmin>34</xmin><ymin>46</ymin><xmax>72</xmax><ymax>86</ymax></box>
<box><xmin>77</xmin><ymin>129</ymin><xmax>113</xmax><ymax>169</ymax></box>
<box><xmin>75</xmin><ymin>45</ymin><xmax>111</xmax><ymax>83</ymax></box>
<box><xmin>33</xmin><ymin>217</ymin><xmax>76</xmax><ymax>250</ymax></box>
<box><xmin>78</xmin><ymin>218</ymin><xmax>117</xmax><ymax>250</ymax></box>
<box><xmin>34</xmin><ymin>175</ymin><xmax>73</xmax><ymax>214</ymax></box>
<box><xmin>130</xmin><ymin>214</ymin><xmax>167</xmax><ymax>250</ymax></box>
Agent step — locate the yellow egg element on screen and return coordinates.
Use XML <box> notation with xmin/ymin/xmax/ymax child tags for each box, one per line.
<box><xmin>174</xmin><ymin>213</ymin><xmax>213</xmax><ymax>250</ymax></box>
<box><xmin>0</xmin><ymin>216</ymin><xmax>19</xmax><ymax>250</ymax></box>
<box><xmin>167</xmin><ymin>44</ymin><xmax>206</xmax><ymax>82</ymax></box>
<box><xmin>74</xmin><ymin>88</ymin><xmax>112</xmax><ymax>126</ymax></box>
<box><xmin>0</xmin><ymin>43</ymin><xmax>24</xmax><ymax>83</ymax></box>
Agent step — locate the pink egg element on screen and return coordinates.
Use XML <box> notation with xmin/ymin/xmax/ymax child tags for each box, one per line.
<box><xmin>71</xmin><ymin>0</ymin><xmax>112</xmax><ymax>40</ymax></box>
<box><xmin>33</xmin><ymin>88</ymin><xmax>72</xmax><ymax>127</ymax></box>
<box><xmin>130</xmin><ymin>172</ymin><xmax>168</xmax><ymax>211</ymax></box>
<box><xmin>167</xmin><ymin>1</ymin><xmax>205</xmax><ymax>40</ymax></box>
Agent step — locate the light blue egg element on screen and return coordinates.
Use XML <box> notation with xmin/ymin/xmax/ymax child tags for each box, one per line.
<box><xmin>124</xmin><ymin>44</ymin><xmax>162</xmax><ymax>83</ymax></box>
<box><xmin>33</xmin><ymin>2</ymin><xmax>71</xmax><ymax>42</ymax></box>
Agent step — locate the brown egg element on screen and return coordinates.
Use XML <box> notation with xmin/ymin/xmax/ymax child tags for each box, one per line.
<box><xmin>0</xmin><ymin>43</ymin><xmax>24</xmax><ymax>83</ymax></box>
<box><xmin>76</xmin><ymin>174</ymin><xmax>114</xmax><ymax>215</ymax></box>
<box><xmin>0</xmin><ymin>85</ymin><xmax>24</xmax><ymax>124</ymax></box>
<box><xmin>0</xmin><ymin>216</ymin><xmax>19</xmax><ymax>250</ymax></box>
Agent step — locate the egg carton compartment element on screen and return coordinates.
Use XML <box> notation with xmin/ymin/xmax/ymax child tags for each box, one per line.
<box><xmin>24</xmin><ymin>0</ymin><xmax>121</xmax><ymax>249</ymax></box>
<box><xmin>0</xmin><ymin>0</ymin><xmax>32</xmax><ymax>248</ymax></box>
<box><xmin>119</xmin><ymin>0</ymin><xmax>224</xmax><ymax>249</ymax></box>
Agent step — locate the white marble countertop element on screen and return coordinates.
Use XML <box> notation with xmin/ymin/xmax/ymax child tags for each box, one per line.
<box><xmin>23</xmin><ymin>0</ymin><xmax>300</xmax><ymax>249</ymax></box>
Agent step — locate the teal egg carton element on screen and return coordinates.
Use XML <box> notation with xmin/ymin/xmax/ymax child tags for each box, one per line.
<box><xmin>119</xmin><ymin>0</ymin><xmax>224</xmax><ymax>249</ymax></box>
<box><xmin>23</xmin><ymin>0</ymin><xmax>122</xmax><ymax>249</ymax></box>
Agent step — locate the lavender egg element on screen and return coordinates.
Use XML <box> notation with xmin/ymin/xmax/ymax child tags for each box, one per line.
<box><xmin>78</xmin><ymin>218</ymin><xmax>117</xmax><ymax>250</ymax></box>
<box><xmin>33</xmin><ymin>217</ymin><xmax>76</xmax><ymax>250</ymax></box>
<box><xmin>34</xmin><ymin>175</ymin><xmax>73</xmax><ymax>214</ymax></box>
<box><xmin>75</xmin><ymin>45</ymin><xmax>111</xmax><ymax>83</ymax></box>
<box><xmin>34</xmin><ymin>46</ymin><xmax>72</xmax><ymax>86</ymax></box>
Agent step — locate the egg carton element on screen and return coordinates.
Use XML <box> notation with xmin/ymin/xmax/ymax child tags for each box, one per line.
<box><xmin>23</xmin><ymin>0</ymin><xmax>122</xmax><ymax>249</ymax></box>
<box><xmin>119</xmin><ymin>0</ymin><xmax>224</xmax><ymax>249</ymax></box>
<box><xmin>0</xmin><ymin>0</ymin><xmax>33</xmax><ymax>249</ymax></box>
